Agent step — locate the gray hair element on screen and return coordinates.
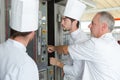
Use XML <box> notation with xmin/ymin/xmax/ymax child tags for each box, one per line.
<box><xmin>98</xmin><ymin>11</ymin><xmax>115</xmax><ymax>32</ymax></box>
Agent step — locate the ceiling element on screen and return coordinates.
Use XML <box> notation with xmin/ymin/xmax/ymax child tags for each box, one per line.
<box><xmin>56</xmin><ymin>0</ymin><xmax>120</xmax><ymax>21</ymax></box>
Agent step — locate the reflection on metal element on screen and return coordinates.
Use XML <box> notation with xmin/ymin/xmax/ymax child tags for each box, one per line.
<box><xmin>38</xmin><ymin>1</ymin><xmax>49</xmax><ymax>80</ymax></box>
<box><xmin>54</xmin><ymin>4</ymin><xmax>65</xmax><ymax>80</ymax></box>
<box><xmin>0</xmin><ymin>0</ymin><xmax>5</xmax><ymax>43</ymax></box>
<box><xmin>47</xmin><ymin>66</ymin><xmax>54</xmax><ymax>80</ymax></box>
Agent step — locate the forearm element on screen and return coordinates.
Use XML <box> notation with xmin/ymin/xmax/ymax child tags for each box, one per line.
<box><xmin>56</xmin><ymin>61</ymin><xmax>64</xmax><ymax>68</ymax></box>
<box><xmin>55</xmin><ymin>45</ymin><xmax>68</xmax><ymax>55</ymax></box>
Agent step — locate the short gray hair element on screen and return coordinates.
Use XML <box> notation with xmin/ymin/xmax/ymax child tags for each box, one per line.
<box><xmin>98</xmin><ymin>11</ymin><xmax>115</xmax><ymax>32</ymax></box>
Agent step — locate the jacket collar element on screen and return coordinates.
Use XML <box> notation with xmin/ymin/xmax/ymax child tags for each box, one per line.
<box><xmin>100</xmin><ymin>33</ymin><xmax>113</xmax><ymax>39</ymax></box>
<box><xmin>7</xmin><ymin>39</ymin><xmax>26</xmax><ymax>52</ymax></box>
<box><xmin>70</xmin><ymin>28</ymin><xmax>81</xmax><ymax>40</ymax></box>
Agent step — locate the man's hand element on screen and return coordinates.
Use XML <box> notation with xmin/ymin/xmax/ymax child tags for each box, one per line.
<box><xmin>47</xmin><ymin>45</ymin><xmax>55</xmax><ymax>53</ymax></box>
<box><xmin>50</xmin><ymin>57</ymin><xmax>64</xmax><ymax>68</ymax></box>
<box><xmin>50</xmin><ymin>57</ymin><xmax>58</xmax><ymax>66</ymax></box>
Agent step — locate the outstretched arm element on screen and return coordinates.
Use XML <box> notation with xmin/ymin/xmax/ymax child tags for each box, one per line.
<box><xmin>47</xmin><ymin>45</ymin><xmax>69</xmax><ymax>55</ymax></box>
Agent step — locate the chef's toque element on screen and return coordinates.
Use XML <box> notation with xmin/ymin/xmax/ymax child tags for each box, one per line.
<box><xmin>10</xmin><ymin>0</ymin><xmax>39</xmax><ymax>32</ymax></box>
<box><xmin>64</xmin><ymin>0</ymin><xmax>86</xmax><ymax>21</ymax></box>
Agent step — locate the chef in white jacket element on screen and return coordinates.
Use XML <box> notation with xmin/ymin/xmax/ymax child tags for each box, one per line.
<box><xmin>55</xmin><ymin>11</ymin><xmax>120</xmax><ymax>80</ymax></box>
<box><xmin>0</xmin><ymin>0</ymin><xmax>39</xmax><ymax>80</ymax></box>
<box><xmin>48</xmin><ymin>0</ymin><xmax>89</xmax><ymax>80</ymax></box>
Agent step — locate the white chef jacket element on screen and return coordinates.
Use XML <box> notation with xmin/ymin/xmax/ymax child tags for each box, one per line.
<box><xmin>68</xmin><ymin>33</ymin><xmax>120</xmax><ymax>80</ymax></box>
<box><xmin>0</xmin><ymin>39</ymin><xmax>39</xmax><ymax>80</ymax></box>
<box><xmin>63</xmin><ymin>28</ymin><xmax>89</xmax><ymax>80</ymax></box>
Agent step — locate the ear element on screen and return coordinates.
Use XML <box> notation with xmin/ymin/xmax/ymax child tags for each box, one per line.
<box><xmin>72</xmin><ymin>20</ymin><xmax>78</xmax><ymax>27</ymax></box>
<box><xmin>31</xmin><ymin>31</ymin><xmax>35</xmax><ymax>37</ymax></box>
<box><xmin>101</xmin><ymin>22</ymin><xmax>107</xmax><ymax>31</ymax></box>
<box><xmin>29</xmin><ymin>31</ymin><xmax>35</xmax><ymax>39</ymax></box>
<box><xmin>73</xmin><ymin>20</ymin><xmax>78</xmax><ymax>25</ymax></box>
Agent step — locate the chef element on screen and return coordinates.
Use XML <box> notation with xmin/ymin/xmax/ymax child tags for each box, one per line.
<box><xmin>53</xmin><ymin>11</ymin><xmax>120</xmax><ymax>80</ymax></box>
<box><xmin>0</xmin><ymin>0</ymin><xmax>39</xmax><ymax>80</ymax></box>
<box><xmin>48</xmin><ymin>0</ymin><xmax>90</xmax><ymax>80</ymax></box>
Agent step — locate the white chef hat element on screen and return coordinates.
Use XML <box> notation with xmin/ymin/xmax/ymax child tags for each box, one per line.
<box><xmin>10</xmin><ymin>0</ymin><xmax>39</xmax><ymax>32</ymax></box>
<box><xmin>63</xmin><ymin>0</ymin><xmax>86</xmax><ymax>21</ymax></box>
